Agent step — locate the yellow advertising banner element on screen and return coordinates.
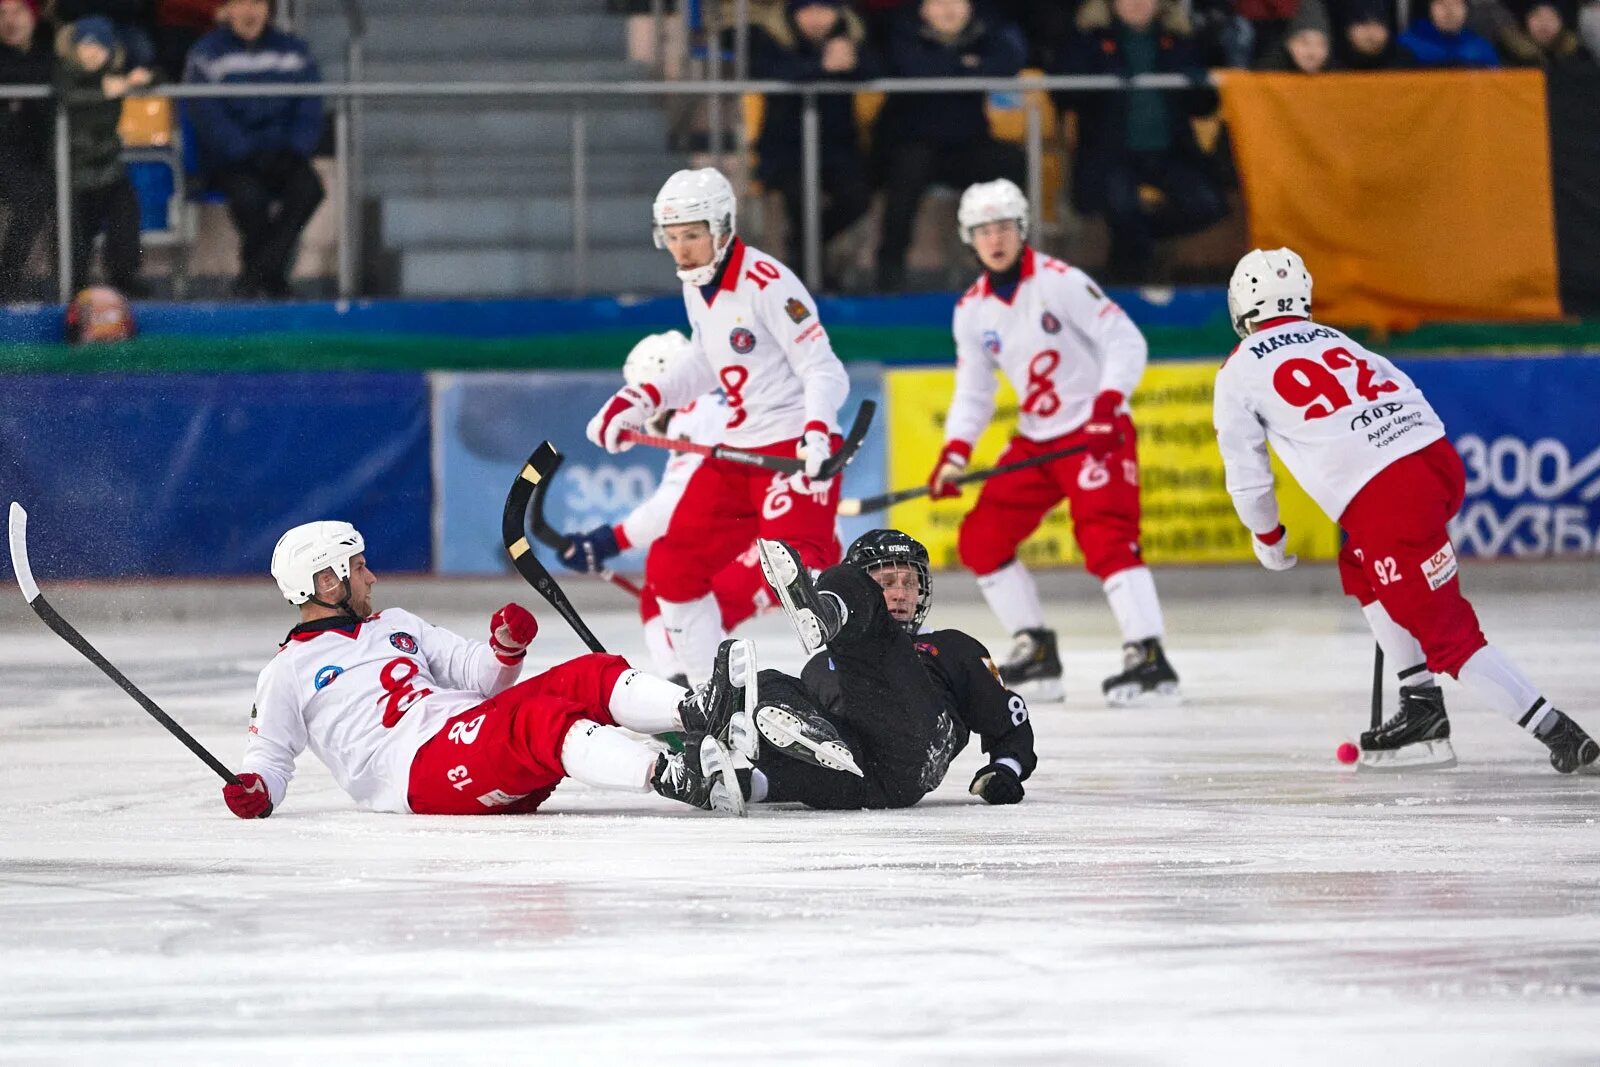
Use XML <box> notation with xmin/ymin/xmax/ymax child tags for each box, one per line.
<box><xmin>885</xmin><ymin>363</ymin><xmax>1339</xmax><ymax>568</ymax></box>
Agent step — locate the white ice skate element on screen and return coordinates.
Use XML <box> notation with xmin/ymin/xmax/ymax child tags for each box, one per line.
<box><xmin>754</xmin><ymin>702</ymin><xmax>863</xmax><ymax>777</ymax></box>
<box><xmin>757</xmin><ymin>538</ymin><xmax>841</xmax><ymax>655</ymax></box>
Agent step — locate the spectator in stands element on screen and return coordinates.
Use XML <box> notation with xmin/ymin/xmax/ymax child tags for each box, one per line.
<box><xmin>1335</xmin><ymin>0</ymin><xmax>1408</xmax><ymax>67</ymax></box>
<box><xmin>184</xmin><ymin>0</ymin><xmax>322</xmax><ymax>299</ymax></box>
<box><xmin>1515</xmin><ymin>1</ymin><xmax>1595</xmax><ymax>63</ymax></box>
<box><xmin>1399</xmin><ymin>0</ymin><xmax>1502</xmax><ymax>64</ymax></box>
<box><xmin>1236</xmin><ymin>0</ymin><xmax>1300</xmax><ymax>63</ymax></box>
<box><xmin>750</xmin><ymin>0</ymin><xmax>876</xmax><ymax>281</ymax></box>
<box><xmin>1053</xmin><ymin>0</ymin><xmax>1226</xmax><ymax>282</ymax></box>
<box><xmin>1582</xmin><ymin>0</ymin><xmax>1600</xmax><ymax>57</ymax></box>
<box><xmin>52</xmin><ymin>0</ymin><xmax>158</xmax><ymax>70</ymax></box>
<box><xmin>153</xmin><ymin>0</ymin><xmax>225</xmax><ymax>80</ymax></box>
<box><xmin>1259</xmin><ymin>0</ymin><xmax>1339</xmax><ymax>68</ymax></box>
<box><xmin>56</xmin><ymin>15</ymin><xmax>148</xmax><ymax>295</ymax></box>
<box><xmin>872</xmin><ymin>0</ymin><xmax>1026</xmax><ymax>291</ymax></box>
<box><xmin>1</xmin><ymin>0</ymin><xmax>53</xmax><ymax>299</ymax></box>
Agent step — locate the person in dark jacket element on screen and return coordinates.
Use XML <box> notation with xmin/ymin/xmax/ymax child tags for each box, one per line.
<box><xmin>56</xmin><ymin>16</ymin><xmax>149</xmax><ymax>295</ymax></box>
<box><xmin>1257</xmin><ymin>0</ymin><xmax>1339</xmax><ymax>69</ymax></box>
<box><xmin>183</xmin><ymin>0</ymin><xmax>322</xmax><ymax>298</ymax></box>
<box><xmin>1515</xmin><ymin>0</ymin><xmax>1595</xmax><ymax>65</ymax></box>
<box><xmin>52</xmin><ymin>0</ymin><xmax>158</xmax><ymax>70</ymax></box>
<box><xmin>1053</xmin><ymin>0</ymin><xmax>1226</xmax><ymax>282</ymax></box>
<box><xmin>0</xmin><ymin>0</ymin><xmax>53</xmax><ymax>299</ymax></box>
<box><xmin>1398</xmin><ymin>0</ymin><xmax>1502</xmax><ymax>64</ymax></box>
<box><xmin>1334</xmin><ymin>0</ymin><xmax>1408</xmax><ymax>68</ymax></box>
<box><xmin>750</xmin><ymin>0</ymin><xmax>876</xmax><ymax>277</ymax></box>
<box><xmin>872</xmin><ymin>0</ymin><xmax>1025</xmax><ymax>291</ymax></box>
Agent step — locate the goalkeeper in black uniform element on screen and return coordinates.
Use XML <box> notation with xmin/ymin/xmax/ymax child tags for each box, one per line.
<box><xmin>730</xmin><ymin>530</ymin><xmax>1037</xmax><ymax>810</ymax></box>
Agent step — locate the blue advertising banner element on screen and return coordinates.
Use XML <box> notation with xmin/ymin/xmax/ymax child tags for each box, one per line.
<box><xmin>0</xmin><ymin>372</ymin><xmax>432</xmax><ymax>581</ymax></box>
<box><xmin>1398</xmin><ymin>354</ymin><xmax>1600</xmax><ymax>558</ymax></box>
<box><xmin>433</xmin><ymin>368</ymin><xmax>888</xmax><ymax>576</ymax></box>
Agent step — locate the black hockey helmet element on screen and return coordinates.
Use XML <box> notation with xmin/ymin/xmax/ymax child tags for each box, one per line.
<box><xmin>844</xmin><ymin>529</ymin><xmax>932</xmax><ymax>634</ymax></box>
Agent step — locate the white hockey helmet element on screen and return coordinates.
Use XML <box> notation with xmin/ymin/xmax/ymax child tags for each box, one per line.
<box><xmin>623</xmin><ymin>330</ymin><xmax>692</xmax><ymax>388</ymax></box>
<box><xmin>957</xmin><ymin>178</ymin><xmax>1029</xmax><ymax>245</ymax></box>
<box><xmin>652</xmin><ymin>168</ymin><xmax>737</xmax><ymax>286</ymax></box>
<box><xmin>270</xmin><ymin>521</ymin><xmax>365</xmax><ymax>605</ymax></box>
<box><xmin>1228</xmin><ymin>247</ymin><xmax>1313</xmax><ymax>339</ymax></box>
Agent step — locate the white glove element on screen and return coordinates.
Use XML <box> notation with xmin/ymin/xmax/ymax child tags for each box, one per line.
<box><xmin>586</xmin><ymin>384</ymin><xmax>660</xmax><ymax>454</ymax></box>
<box><xmin>1251</xmin><ymin>525</ymin><xmax>1298</xmax><ymax>571</ymax></box>
<box><xmin>789</xmin><ymin>422</ymin><xmax>835</xmax><ymax>492</ymax></box>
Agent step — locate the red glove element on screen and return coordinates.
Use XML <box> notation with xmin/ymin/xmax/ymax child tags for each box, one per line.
<box><xmin>490</xmin><ymin>602</ymin><xmax>538</xmax><ymax>664</ymax></box>
<box><xmin>927</xmin><ymin>440</ymin><xmax>972</xmax><ymax>500</ymax></box>
<box><xmin>1084</xmin><ymin>390</ymin><xmax>1125</xmax><ymax>458</ymax></box>
<box><xmin>223</xmin><ymin>772</ymin><xmax>273</xmax><ymax>819</ymax></box>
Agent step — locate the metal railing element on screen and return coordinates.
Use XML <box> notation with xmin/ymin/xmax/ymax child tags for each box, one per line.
<box><xmin>2</xmin><ymin>73</ymin><xmax>1205</xmax><ymax>303</ymax></box>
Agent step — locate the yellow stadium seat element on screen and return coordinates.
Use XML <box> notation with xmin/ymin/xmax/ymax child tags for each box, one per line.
<box><xmin>119</xmin><ymin>95</ymin><xmax>174</xmax><ymax>148</ymax></box>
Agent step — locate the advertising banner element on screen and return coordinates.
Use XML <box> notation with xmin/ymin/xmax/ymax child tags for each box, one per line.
<box><xmin>433</xmin><ymin>368</ymin><xmax>887</xmax><ymax>576</ymax></box>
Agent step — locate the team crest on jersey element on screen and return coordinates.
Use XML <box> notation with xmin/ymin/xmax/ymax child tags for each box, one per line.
<box><xmin>389</xmin><ymin>632</ymin><xmax>418</xmax><ymax>654</ymax></box>
<box><xmin>784</xmin><ymin>297</ymin><xmax>811</xmax><ymax>324</ymax></box>
<box><xmin>1041</xmin><ymin>310</ymin><xmax>1061</xmax><ymax>334</ymax></box>
<box><xmin>729</xmin><ymin>327</ymin><xmax>756</xmax><ymax>354</ymax></box>
<box><xmin>982</xmin><ymin>330</ymin><xmax>1002</xmax><ymax>356</ymax></box>
<box><xmin>314</xmin><ymin>665</ymin><xmax>343</xmax><ymax>690</ymax></box>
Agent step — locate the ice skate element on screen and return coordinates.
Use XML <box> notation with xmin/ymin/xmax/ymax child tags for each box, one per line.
<box><xmin>753</xmin><ymin>700</ymin><xmax>863</xmax><ymax>777</ymax></box>
<box><xmin>1536</xmin><ymin>710</ymin><xmax>1599</xmax><ymax>775</ymax></box>
<box><xmin>758</xmin><ymin>538</ymin><xmax>844</xmax><ymax>654</ymax></box>
<box><xmin>1358</xmin><ymin>684</ymin><xmax>1457</xmax><ymax>771</ymax></box>
<box><xmin>999</xmin><ymin>628</ymin><xmax>1064</xmax><ymax>703</ymax></box>
<box><xmin>676</xmin><ymin>638</ymin><xmax>757</xmax><ymax>743</ymax></box>
<box><xmin>650</xmin><ymin>734</ymin><xmax>746</xmax><ymax>815</ymax></box>
<box><xmin>1101</xmin><ymin>637</ymin><xmax>1183</xmax><ymax>707</ymax></box>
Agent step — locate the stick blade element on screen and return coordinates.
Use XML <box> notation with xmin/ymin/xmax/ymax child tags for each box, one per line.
<box><xmin>8</xmin><ymin>502</ymin><xmax>39</xmax><ymax>604</ymax></box>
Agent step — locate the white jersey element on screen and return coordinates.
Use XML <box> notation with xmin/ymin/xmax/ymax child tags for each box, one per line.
<box><xmin>242</xmin><ymin>609</ymin><xmax>520</xmax><ymax>814</ymax></box>
<box><xmin>648</xmin><ymin>238</ymin><xmax>850</xmax><ymax>448</ymax></box>
<box><xmin>1213</xmin><ymin>317</ymin><xmax>1447</xmax><ymax>532</ymax></box>
<box><xmin>947</xmin><ymin>248</ymin><xmax>1148</xmax><ymax>446</ymax></box>
<box><xmin>619</xmin><ymin>392</ymin><xmax>729</xmax><ymax>548</ymax></box>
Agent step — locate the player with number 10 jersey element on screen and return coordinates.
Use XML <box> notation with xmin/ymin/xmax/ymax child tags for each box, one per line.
<box><xmin>928</xmin><ymin>179</ymin><xmax>1180</xmax><ymax>708</ymax></box>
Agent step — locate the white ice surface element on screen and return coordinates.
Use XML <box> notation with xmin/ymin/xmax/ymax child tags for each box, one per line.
<box><xmin>2</xmin><ymin>576</ymin><xmax>1598</xmax><ymax>1065</ymax></box>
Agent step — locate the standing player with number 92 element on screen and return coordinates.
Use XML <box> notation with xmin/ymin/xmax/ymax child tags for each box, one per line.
<box><xmin>1214</xmin><ymin>247</ymin><xmax>1597</xmax><ymax>774</ymax></box>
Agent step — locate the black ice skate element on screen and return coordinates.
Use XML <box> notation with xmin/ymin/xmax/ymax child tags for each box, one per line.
<box><xmin>758</xmin><ymin>538</ymin><xmax>844</xmax><ymax>654</ymax></box>
<box><xmin>750</xmin><ymin>700</ymin><xmax>864</xmax><ymax>777</ymax></box>
<box><xmin>676</xmin><ymin>638</ymin><xmax>757</xmax><ymax>743</ymax></box>
<box><xmin>651</xmin><ymin>734</ymin><xmax>747</xmax><ymax>816</ymax></box>
<box><xmin>1101</xmin><ymin>637</ymin><xmax>1183</xmax><ymax>707</ymax></box>
<box><xmin>1358</xmin><ymin>684</ymin><xmax>1457</xmax><ymax>771</ymax></box>
<box><xmin>1535</xmin><ymin>710</ymin><xmax>1600</xmax><ymax>775</ymax></box>
<box><xmin>999</xmin><ymin>628</ymin><xmax>1064</xmax><ymax>703</ymax></box>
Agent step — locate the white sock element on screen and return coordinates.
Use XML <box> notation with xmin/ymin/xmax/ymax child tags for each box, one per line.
<box><xmin>559</xmin><ymin>720</ymin><xmax>656</xmax><ymax>791</ymax></box>
<box><xmin>1361</xmin><ymin>602</ymin><xmax>1435</xmax><ymax>688</ymax></box>
<box><xmin>642</xmin><ymin>615</ymin><xmax>683</xmax><ymax>679</ymax></box>
<box><xmin>659</xmin><ymin>592</ymin><xmax>726</xmax><ymax>686</ymax></box>
<box><xmin>1456</xmin><ymin>645</ymin><xmax>1555</xmax><ymax>733</ymax></box>
<box><xmin>606</xmin><ymin>668</ymin><xmax>690</xmax><ymax>734</ymax></box>
<box><xmin>1103</xmin><ymin>566</ymin><xmax>1164</xmax><ymax>643</ymax></box>
<box><xmin>748</xmin><ymin>767</ymin><xmax>769</xmax><ymax>803</ymax></box>
<box><xmin>976</xmin><ymin>560</ymin><xmax>1045</xmax><ymax>635</ymax></box>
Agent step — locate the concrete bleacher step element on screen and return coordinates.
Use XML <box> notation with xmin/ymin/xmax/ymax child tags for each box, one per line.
<box><xmin>305</xmin><ymin>13</ymin><xmax>625</xmax><ymax>59</ymax></box>
<box><xmin>328</xmin><ymin>57</ymin><xmax>651</xmax><ymax>84</ymax></box>
<box><xmin>364</xmin><ymin>153</ymin><xmax>683</xmax><ymax>198</ymax></box>
<box><xmin>399</xmin><ymin>245</ymin><xmax>673</xmax><ymax>297</ymax></box>
<box><xmin>362</xmin><ymin>106</ymin><xmax>666</xmax><ymax>155</ymax></box>
<box><xmin>381</xmin><ymin>193</ymin><xmax>654</xmax><ymax>246</ymax></box>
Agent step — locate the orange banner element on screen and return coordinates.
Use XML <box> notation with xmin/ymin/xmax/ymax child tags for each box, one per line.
<box><xmin>1219</xmin><ymin>70</ymin><xmax>1560</xmax><ymax>329</ymax></box>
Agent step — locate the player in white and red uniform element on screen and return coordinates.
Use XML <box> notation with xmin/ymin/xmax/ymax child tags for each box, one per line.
<box><xmin>928</xmin><ymin>179</ymin><xmax>1180</xmax><ymax>707</ymax></box>
<box><xmin>1214</xmin><ymin>247</ymin><xmax>1597</xmax><ymax>774</ymax></box>
<box><xmin>561</xmin><ymin>331</ymin><xmax>776</xmax><ymax>682</ymax></box>
<box><xmin>220</xmin><ymin>521</ymin><xmax>754</xmax><ymax>819</ymax></box>
<box><xmin>586</xmin><ymin>167</ymin><xmax>850</xmax><ymax>685</ymax></box>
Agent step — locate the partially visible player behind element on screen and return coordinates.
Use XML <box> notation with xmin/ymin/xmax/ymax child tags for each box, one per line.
<box><xmin>1214</xmin><ymin>247</ymin><xmax>1597</xmax><ymax>774</ymax></box>
<box><xmin>585</xmin><ymin>167</ymin><xmax>850</xmax><ymax>685</ymax></box>
<box><xmin>928</xmin><ymin>178</ymin><xmax>1180</xmax><ymax>706</ymax></box>
<box><xmin>560</xmin><ymin>331</ymin><xmax>773</xmax><ymax>684</ymax></box>
<box><xmin>223</xmin><ymin>520</ymin><xmax>754</xmax><ymax>820</ymax></box>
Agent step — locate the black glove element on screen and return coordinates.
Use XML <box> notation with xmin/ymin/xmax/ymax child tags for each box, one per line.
<box><xmin>559</xmin><ymin>524</ymin><xmax>622</xmax><ymax>574</ymax></box>
<box><xmin>969</xmin><ymin>761</ymin><xmax>1024</xmax><ymax>805</ymax></box>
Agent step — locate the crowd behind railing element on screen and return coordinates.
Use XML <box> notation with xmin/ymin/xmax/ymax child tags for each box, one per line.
<box><xmin>3</xmin><ymin>0</ymin><xmax>1598</xmax><ymax>309</ymax></box>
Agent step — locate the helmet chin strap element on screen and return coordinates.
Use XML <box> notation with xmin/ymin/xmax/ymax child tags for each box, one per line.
<box><xmin>308</xmin><ymin>576</ymin><xmax>359</xmax><ymax>619</ymax></box>
<box><xmin>676</xmin><ymin>232</ymin><xmax>734</xmax><ymax>286</ymax></box>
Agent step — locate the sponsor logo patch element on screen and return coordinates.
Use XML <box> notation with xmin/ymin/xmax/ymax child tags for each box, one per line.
<box><xmin>1041</xmin><ymin>310</ymin><xmax>1061</xmax><ymax>334</ymax></box>
<box><xmin>982</xmin><ymin>330</ymin><xmax>1002</xmax><ymax>356</ymax></box>
<box><xmin>729</xmin><ymin>327</ymin><xmax>756</xmax><ymax>354</ymax></box>
<box><xmin>314</xmin><ymin>665</ymin><xmax>343</xmax><ymax>690</ymax></box>
<box><xmin>389</xmin><ymin>632</ymin><xmax>418</xmax><ymax>653</ymax></box>
<box><xmin>785</xmin><ymin>297</ymin><xmax>811</xmax><ymax>324</ymax></box>
<box><xmin>1421</xmin><ymin>541</ymin><xmax>1459</xmax><ymax>591</ymax></box>
<box><xmin>476</xmin><ymin>789</ymin><xmax>532</xmax><ymax>809</ymax></box>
